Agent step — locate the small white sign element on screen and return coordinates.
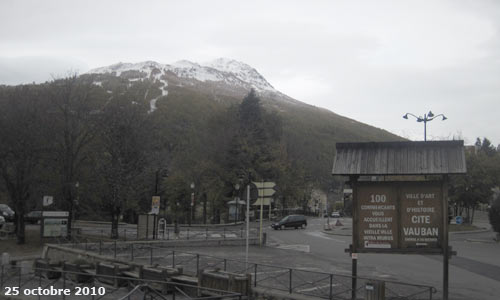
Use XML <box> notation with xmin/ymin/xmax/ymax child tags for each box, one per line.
<box><xmin>364</xmin><ymin>241</ymin><xmax>391</xmax><ymax>249</ymax></box>
<box><xmin>43</xmin><ymin>196</ymin><xmax>53</xmax><ymax>206</ymax></box>
<box><xmin>351</xmin><ymin>253</ymin><xmax>358</xmax><ymax>259</ymax></box>
<box><xmin>43</xmin><ymin>218</ymin><xmax>68</xmax><ymax>237</ymax></box>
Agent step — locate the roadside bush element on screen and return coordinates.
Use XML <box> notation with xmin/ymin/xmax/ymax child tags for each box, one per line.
<box><xmin>488</xmin><ymin>196</ymin><xmax>500</xmax><ymax>234</ymax></box>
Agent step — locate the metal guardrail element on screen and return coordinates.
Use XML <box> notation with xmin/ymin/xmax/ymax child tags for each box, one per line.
<box><xmin>0</xmin><ymin>265</ymin><xmax>244</xmax><ymax>300</ymax></box>
<box><xmin>66</xmin><ymin>242</ymin><xmax>436</xmax><ymax>300</ymax></box>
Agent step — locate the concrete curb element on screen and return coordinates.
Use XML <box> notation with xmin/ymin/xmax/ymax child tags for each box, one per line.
<box><xmin>449</xmin><ymin>228</ymin><xmax>490</xmax><ymax>234</ymax></box>
<box><xmin>321</xmin><ymin>229</ymin><xmax>352</xmax><ymax>237</ymax></box>
<box><xmin>465</xmin><ymin>238</ymin><xmax>498</xmax><ymax>244</ymax></box>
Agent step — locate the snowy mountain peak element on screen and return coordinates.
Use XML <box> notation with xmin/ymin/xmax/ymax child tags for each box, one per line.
<box><xmin>172</xmin><ymin>60</ymin><xmax>201</xmax><ymax>69</ymax></box>
<box><xmin>86</xmin><ymin>58</ymin><xmax>282</xmax><ymax>113</ymax></box>
<box><xmin>204</xmin><ymin>58</ymin><xmax>275</xmax><ymax>91</ymax></box>
<box><xmin>90</xmin><ymin>61</ymin><xmax>163</xmax><ymax>77</ymax></box>
<box><xmin>205</xmin><ymin>58</ymin><xmax>252</xmax><ymax>73</ymax></box>
<box><xmin>87</xmin><ymin>58</ymin><xmax>276</xmax><ymax>92</ymax></box>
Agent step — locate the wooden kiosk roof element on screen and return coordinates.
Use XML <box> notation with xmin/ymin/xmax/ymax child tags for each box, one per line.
<box><xmin>332</xmin><ymin>140</ymin><xmax>466</xmax><ymax>176</ymax></box>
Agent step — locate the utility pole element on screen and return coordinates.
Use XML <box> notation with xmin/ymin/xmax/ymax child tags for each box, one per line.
<box><xmin>245</xmin><ymin>174</ymin><xmax>251</xmax><ymax>270</ymax></box>
<box><xmin>259</xmin><ymin>180</ymin><xmax>264</xmax><ymax>246</ymax></box>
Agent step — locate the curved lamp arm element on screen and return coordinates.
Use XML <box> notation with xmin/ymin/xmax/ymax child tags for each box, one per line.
<box><xmin>403</xmin><ymin>113</ymin><xmax>423</xmax><ymax>122</ymax></box>
<box><xmin>428</xmin><ymin>113</ymin><xmax>447</xmax><ymax>121</ymax></box>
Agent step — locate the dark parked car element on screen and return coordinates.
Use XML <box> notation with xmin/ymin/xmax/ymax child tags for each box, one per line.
<box><xmin>271</xmin><ymin>215</ymin><xmax>307</xmax><ymax>230</ymax></box>
<box><xmin>25</xmin><ymin>211</ymin><xmax>42</xmax><ymax>224</ymax></box>
<box><xmin>0</xmin><ymin>204</ymin><xmax>15</xmax><ymax>222</ymax></box>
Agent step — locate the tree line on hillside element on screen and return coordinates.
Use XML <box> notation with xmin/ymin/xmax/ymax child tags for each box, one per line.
<box><xmin>2</xmin><ymin>76</ymin><xmax>499</xmax><ymax>244</ymax></box>
<box><xmin>449</xmin><ymin>138</ymin><xmax>500</xmax><ymax>231</ymax></box>
<box><xmin>0</xmin><ymin>76</ymin><xmax>311</xmax><ymax>244</ymax></box>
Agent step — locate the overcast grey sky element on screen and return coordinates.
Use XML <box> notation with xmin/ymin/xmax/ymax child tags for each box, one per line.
<box><xmin>1</xmin><ymin>0</ymin><xmax>499</xmax><ymax>146</ymax></box>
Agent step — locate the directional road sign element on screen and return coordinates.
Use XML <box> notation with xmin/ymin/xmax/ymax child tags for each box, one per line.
<box><xmin>257</xmin><ymin>188</ymin><xmax>276</xmax><ymax>197</ymax></box>
<box><xmin>253</xmin><ymin>182</ymin><xmax>276</xmax><ymax>189</ymax></box>
<box><xmin>252</xmin><ymin>181</ymin><xmax>276</xmax><ymax>198</ymax></box>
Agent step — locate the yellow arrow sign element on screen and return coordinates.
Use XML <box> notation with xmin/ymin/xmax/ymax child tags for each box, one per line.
<box><xmin>252</xmin><ymin>181</ymin><xmax>276</xmax><ymax>189</ymax></box>
<box><xmin>257</xmin><ymin>189</ymin><xmax>276</xmax><ymax>197</ymax></box>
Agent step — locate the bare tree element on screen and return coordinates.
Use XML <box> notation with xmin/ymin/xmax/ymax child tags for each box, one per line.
<box><xmin>0</xmin><ymin>85</ymin><xmax>48</xmax><ymax>244</ymax></box>
<box><xmin>48</xmin><ymin>75</ymin><xmax>101</xmax><ymax>237</ymax></box>
<box><xmin>96</xmin><ymin>87</ymin><xmax>151</xmax><ymax>239</ymax></box>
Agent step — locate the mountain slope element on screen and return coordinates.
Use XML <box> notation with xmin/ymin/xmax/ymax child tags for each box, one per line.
<box><xmin>85</xmin><ymin>58</ymin><xmax>402</xmax><ymax>186</ymax></box>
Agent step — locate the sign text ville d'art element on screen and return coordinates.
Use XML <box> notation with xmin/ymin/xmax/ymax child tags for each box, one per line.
<box><xmin>356</xmin><ymin>182</ymin><xmax>443</xmax><ymax>252</ymax></box>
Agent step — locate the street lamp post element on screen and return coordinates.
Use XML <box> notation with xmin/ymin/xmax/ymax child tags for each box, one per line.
<box><xmin>403</xmin><ymin>111</ymin><xmax>447</xmax><ymax>141</ymax></box>
<box><xmin>190</xmin><ymin>182</ymin><xmax>195</xmax><ymax>226</ymax></box>
<box><xmin>245</xmin><ymin>172</ymin><xmax>251</xmax><ymax>270</ymax></box>
<box><xmin>175</xmin><ymin>201</ymin><xmax>179</xmax><ymax>235</ymax></box>
<box><xmin>234</xmin><ymin>183</ymin><xmax>240</xmax><ymax>223</ymax></box>
<box><xmin>73</xmin><ymin>182</ymin><xmax>79</xmax><ymax>223</ymax></box>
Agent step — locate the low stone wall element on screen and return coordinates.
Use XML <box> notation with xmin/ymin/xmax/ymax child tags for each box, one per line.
<box><xmin>199</xmin><ymin>269</ymin><xmax>252</xmax><ymax>296</ymax></box>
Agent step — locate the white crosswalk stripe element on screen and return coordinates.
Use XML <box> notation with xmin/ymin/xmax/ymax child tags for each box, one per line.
<box><xmin>275</xmin><ymin>244</ymin><xmax>310</xmax><ymax>253</ymax></box>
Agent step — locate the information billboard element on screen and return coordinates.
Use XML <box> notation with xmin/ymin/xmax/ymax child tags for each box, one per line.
<box><xmin>355</xmin><ymin>182</ymin><xmax>444</xmax><ymax>253</ymax></box>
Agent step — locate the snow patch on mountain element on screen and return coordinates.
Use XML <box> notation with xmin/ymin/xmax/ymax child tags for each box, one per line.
<box><xmin>87</xmin><ymin>58</ymin><xmax>277</xmax><ymax>93</ymax></box>
<box><xmin>172</xmin><ymin>60</ymin><xmax>222</xmax><ymax>82</ymax></box>
<box><xmin>149</xmin><ymin>72</ymin><xmax>168</xmax><ymax>113</ymax></box>
<box><xmin>87</xmin><ymin>58</ymin><xmax>286</xmax><ymax>112</ymax></box>
<box><xmin>91</xmin><ymin>61</ymin><xmax>162</xmax><ymax>77</ymax></box>
<box><xmin>204</xmin><ymin>58</ymin><xmax>275</xmax><ymax>92</ymax></box>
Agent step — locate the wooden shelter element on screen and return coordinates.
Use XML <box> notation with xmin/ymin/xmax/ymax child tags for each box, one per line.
<box><xmin>332</xmin><ymin>140</ymin><xmax>466</xmax><ymax>300</ymax></box>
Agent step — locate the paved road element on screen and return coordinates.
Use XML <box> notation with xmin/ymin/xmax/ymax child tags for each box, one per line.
<box><xmin>264</xmin><ymin>216</ymin><xmax>500</xmax><ymax>300</ymax></box>
<box><xmin>72</xmin><ymin>214</ymin><xmax>500</xmax><ymax>299</ymax></box>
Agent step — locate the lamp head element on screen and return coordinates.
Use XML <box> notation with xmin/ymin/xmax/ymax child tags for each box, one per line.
<box><xmin>442</xmin><ymin>115</ymin><xmax>447</xmax><ymax>121</ymax></box>
<box><xmin>403</xmin><ymin>114</ymin><xmax>408</xmax><ymax>119</ymax></box>
<box><xmin>417</xmin><ymin>117</ymin><xmax>423</xmax><ymax>122</ymax></box>
<box><xmin>428</xmin><ymin>111</ymin><xmax>434</xmax><ymax>118</ymax></box>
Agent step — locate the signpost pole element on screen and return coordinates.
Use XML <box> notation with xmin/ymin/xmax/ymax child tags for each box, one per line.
<box><xmin>269</xmin><ymin>186</ymin><xmax>272</xmax><ymax>220</ymax></box>
<box><xmin>350</xmin><ymin>176</ymin><xmax>359</xmax><ymax>300</ymax></box>
<box><xmin>246</xmin><ymin>183</ymin><xmax>250</xmax><ymax>270</ymax></box>
<box><xmin>442</xmin><ymin>175</ymin><xmax>449</xmax><ymax>300</ymax></box>
<box><xmin>259</xmin><ymin>180</ymin><xmax>264</xmax><ymax>246</ymax></box>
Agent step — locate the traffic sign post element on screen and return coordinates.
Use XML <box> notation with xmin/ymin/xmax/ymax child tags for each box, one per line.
<box><xmin>151</xmin><ymin>196</ymin><xmax>160</xmax><ymax>215</ymax></box>
<box><xmin>151</xmin><ymin>196</ymin><xmax>161</xmax><ymax>240</ymax></box>
<box><xmin>253</xmin><ymin>181</ymin><xmax>276</xmax><ymax>246</ymax></box>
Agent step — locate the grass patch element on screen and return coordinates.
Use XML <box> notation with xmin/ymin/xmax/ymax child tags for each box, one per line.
<box><xmin>0</xmin><ymin>225</ymin><xmax>45</xmax><ymax>257</ymax></box>
<box><xmin>449</xmin><ymin>224</ymin><xmax>482</xmax><ymax>232</ymax></box>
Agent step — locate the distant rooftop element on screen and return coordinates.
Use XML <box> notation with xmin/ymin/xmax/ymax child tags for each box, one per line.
<box><xmin>332</xmin><ymin>141</ymin><xmax>466</xmax><ymax>176</ymax></box>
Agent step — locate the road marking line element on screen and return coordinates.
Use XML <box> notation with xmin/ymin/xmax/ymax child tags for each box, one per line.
<box><xmin>306</xmin><ymin>231</ymin><xmax>346</xmax><ymax>243</ymax></box>
<box><xmin>275</xmin><ymin>244</ymin><xmax>310</xmax><ymax>253</ymax></box>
